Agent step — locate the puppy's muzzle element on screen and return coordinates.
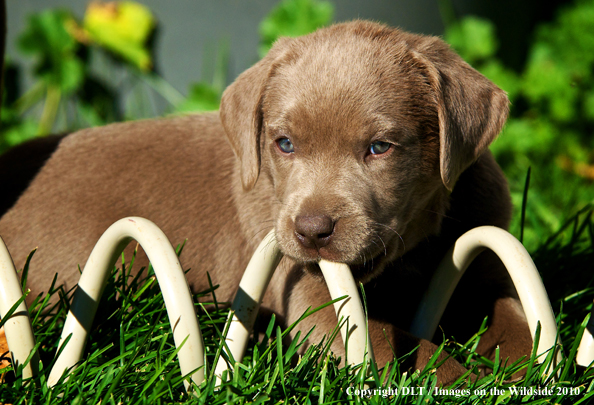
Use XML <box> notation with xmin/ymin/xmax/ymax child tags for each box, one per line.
<box><xmin>294</xmin><ymin>214</ymin><xmax>335</xmax><ymax>249</ymax></box>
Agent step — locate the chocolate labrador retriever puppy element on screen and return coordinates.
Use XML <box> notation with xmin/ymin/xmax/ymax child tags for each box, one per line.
<box><xmin>0</xmin><ymin>21</ymin><xmax>532</xmax><ymax>383</ymax></box>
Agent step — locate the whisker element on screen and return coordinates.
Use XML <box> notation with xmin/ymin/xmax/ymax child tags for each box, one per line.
<box><xmin>421</xmin><ymin>208</ymin><xmax>458</xmax><ymax>222</ymax></box>
<box><xmin>366</xmin><ymin>246</ymin><xmax>374</xmax><ymax>269</ymax></box>
<box><xmin>247</xmin><ymin>225</ymin><xmax>276</xmax><ymax>246</ymax></box>
<box><xmin>373</xmin><ymin>222</ymin><xmax>406</xmax><ymax>251</ymax></box>
<box><xmin>369</xmin><ymin>236</ymin><xmax>387</xmax><ymax>258</ymax></box>
<box><xmin>375</xmin><ymin>233</ymin><xmax>388</xmax><ymax>257</ymax></box>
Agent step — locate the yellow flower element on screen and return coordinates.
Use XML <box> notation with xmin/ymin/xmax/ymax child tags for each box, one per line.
<box><xmin>83</xmin><ymin>1</ymin><xmax>155</xmax><ymax>71</ymax></box>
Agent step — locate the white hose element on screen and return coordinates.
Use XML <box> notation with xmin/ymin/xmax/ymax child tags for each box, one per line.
<box><xmin>3</xmin><ymin>223</ymin><xmax>371</xmax><ymax>389</ymax></box>
<box><xmin>213</xmin><ymin>234</ymin><xmax>373</xmax><ymax>378</ymax></box>
<box><xmin>410</xmin><ymin>226</ymin><xmax>561</xmax><ymax>365</ymax></box>
<box><xmin>576</xmin><ymin>302</ymin><xmax>594</xmax><ymax>367</ymax></box>
<box><xmin>213</xmin><ymin>230</ymin><xmax>282</xmax><ymax>378</ymax></box>
<box><xmin>319</xmin><ymin>260</ymin><xmax>374</xmax><ymax>367</ymax></box>
<box><xmin>0</xmin><ymin>237</ymin><xmax>38</xmax><ymax>379</ymax></box>
<box><xmin>4</xmin><ymin>221</ymin><xmax>587</xmax><ymax>388</ymax></box>
<box><xmin>47</xmin><ymin>217</ymin><xmax>205</xmax><ymax>390</ymax></box>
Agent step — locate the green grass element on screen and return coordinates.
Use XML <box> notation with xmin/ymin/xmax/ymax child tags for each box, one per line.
<box><xmin>0</xmin><ymin>206</ymin><xmax>593</xmax><ymax>404</ymax></box>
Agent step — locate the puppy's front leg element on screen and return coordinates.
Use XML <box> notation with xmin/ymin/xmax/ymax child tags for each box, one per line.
<box><xmin>278</xmin><ymin>264</ymin><xmax>468</xmax><ymax>385</ymax></box>
<box><xmin>474</xmin><ymin>297</ymin><xmax>533</xmax><ymax>379</ymax></box>
<box><xmin>368</xmin><ymin>319</ymin><xmax>470</xmax><ymax>385</ymax></box>
<box><xmin>438</xmin><ymin>252</ymin><xmax>534</xmax><ymax>380</ymax></box>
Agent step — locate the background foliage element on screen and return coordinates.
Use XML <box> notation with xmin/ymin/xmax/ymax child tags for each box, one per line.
<box><xmin>0</xmin><ymin>0</ymin><xmax>593</xmax><ymax>403</ymax></box>
<box><xmin>444</xmin><ymin>0</ymin><xmax>594</xmax><ymax>250</ymax></box>
<box><xmin>0</xmin><ymin>0</ymin><xmax>335</xmax><ymax>155</ymax></box>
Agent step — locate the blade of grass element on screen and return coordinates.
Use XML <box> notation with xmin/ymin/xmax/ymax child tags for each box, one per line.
<box><xmin>520</xmin><ymin>166</ymin><xmax>531</xmax><ymax>244</ymax></box>
<box><xmin>275</xmin><ymin>326</ymin><xmax>287</xmax><ymax>397</ymax></box>
<box><xmin>560</xmin><ymin>312</ymin><xmax>590</xmax><ymax>381</ymax></box>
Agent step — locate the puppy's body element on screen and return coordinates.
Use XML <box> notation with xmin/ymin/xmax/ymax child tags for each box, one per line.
<box><xmin>0</xmin><ymin>21</ymin><xmax>532</xmax><ymax>382</ymax></box>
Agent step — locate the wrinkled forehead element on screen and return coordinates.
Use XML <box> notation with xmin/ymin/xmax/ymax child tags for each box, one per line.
<box><xmin>261</xmin><ymin>37</ymin><xmax>433</xmax><ymax>140</ymax></box>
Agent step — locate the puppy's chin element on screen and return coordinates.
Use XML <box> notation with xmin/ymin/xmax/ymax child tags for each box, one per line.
<box><xmin>347</xmin><ymin>255</ymin><xmax>393</xmax><ymax>283</ymax></box>
<box><xmin>287</xmin><ymin>248</ymin><xmax>396</xmax><ymax>284</ymax></box>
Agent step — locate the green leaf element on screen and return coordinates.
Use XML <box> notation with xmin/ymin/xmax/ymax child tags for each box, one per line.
<box><xmin>176</xmin><ymin>83</ymin><xmax>221</xmax><ymax>113</ymax></box>
<box><xmin>479</xmin><ymin>59</ymin><xmax>520</xmax><ymax>101</ymax></box>
<box><xmin>0</xmin><ymin>120</ymin><xmax>38</xmax><ymax>152</ymax></box>
<box><xmin>259</xmin><ymin>0</ymin><xmax>334</xmax><ymax>57</ymax></box>
<box><xmin>43</xmin><ymin>57</ymin><xmax>85</xmax><ymax>94</ymax></box>
<box><xmin>445</xmin><ymin>16</ymin><xmax>498</xmax><ymax>63</ymax></box>
<box><xmin>17</xmin><ymin>9</ymin><xmax>85</xmax><ymax>93</ymax></box>
<box><xmin>491</xmin><ymin>117</ymin><xmax>556</xmax><ymax>160</ymax></box>
<box><xmin>584</xmin><ymin>89</ymin><xmax>594</xmax><ymax>121</ymax></box>
<box><xmin>18</xmin><ymin>10</ymin><xmax>77</xmax><ymax>56</ymax></box>
<box><xmin>536</xmin><ymin>0</ymin><xmax>594</xmax><ymax>76</ymax></box>
<box><xmin>522</xmin><ymin>43</ymin><xmax>579</xmax><ymax>122</ymax></box>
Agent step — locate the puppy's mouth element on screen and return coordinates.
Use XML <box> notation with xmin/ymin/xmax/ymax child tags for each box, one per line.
<box><xmin>284</xmin><ymin>227</ymin><xmax>402</xmax><ymax>283</ymax></box>
<box><xmin>301</xmin><ymin>251</ymin><xmax>394</xmax><ymax>283</ymax></box>
<box><xmin>275</xmin><ymin>212</ymin><xmax>405</xmax><ymax>282</ymax></box>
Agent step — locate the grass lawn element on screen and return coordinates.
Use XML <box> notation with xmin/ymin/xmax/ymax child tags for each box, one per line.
<box><xmin>0</xmin><ymin>204</ymin><xmax>593</xmax><ymax>404</ymax></box>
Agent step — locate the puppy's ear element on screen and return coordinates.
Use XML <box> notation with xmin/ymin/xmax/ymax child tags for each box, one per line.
<box><xmin>412</xmin><ymin>39</ymin><xmax>509</xmax><ymax>191</ymax></box>
<box><xmin>220</xmin><ymin>39</ymin><xmax>290</xmax><ymax>191</ymax></box>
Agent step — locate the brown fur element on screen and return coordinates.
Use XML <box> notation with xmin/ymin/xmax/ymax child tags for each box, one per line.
<box><xmin>0</xmin><ymin>21</ymin><xmax>532</xmax><ymax>384</ymax></box>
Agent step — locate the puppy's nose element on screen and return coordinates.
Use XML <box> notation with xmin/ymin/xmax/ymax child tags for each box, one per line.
<box><xmin>294</xmin><ymin>215</ymin><xmax>335</xmax><ymax>249</ymax></box>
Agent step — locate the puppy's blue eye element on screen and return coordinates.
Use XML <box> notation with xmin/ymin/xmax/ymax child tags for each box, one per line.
<box><xmin>369</xmin><ymin>141</ymin><xmax>391</xmax><ymax>155</ymax></box>
<box><xmin>277</xmin><ymin>138</ymin><xmax>294</xmax><ymax>153</ymax></box>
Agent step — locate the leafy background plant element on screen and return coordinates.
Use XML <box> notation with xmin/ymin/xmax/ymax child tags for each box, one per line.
<box><xmin>444</xmin><ymin>0</ymin><xmax>594</xmax><ymax>250</ymax></box>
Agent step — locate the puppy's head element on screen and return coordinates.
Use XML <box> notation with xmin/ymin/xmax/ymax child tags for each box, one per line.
<box><xmin>220</xmin><ymin>21</ymin><xmax>508</xmax><ymax>281</ymax></box>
